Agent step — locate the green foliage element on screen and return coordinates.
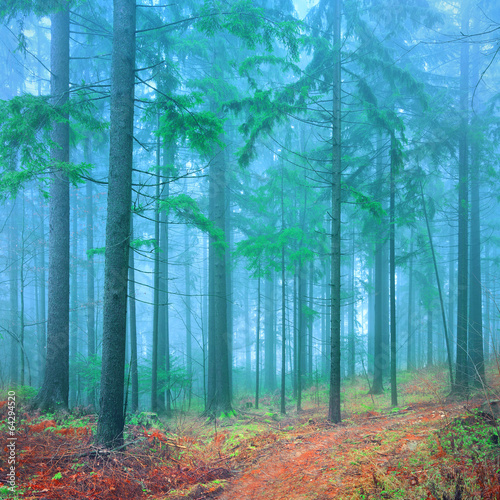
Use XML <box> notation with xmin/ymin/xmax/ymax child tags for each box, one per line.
<box><xmin>345</xmin><ymin>184</ymin><xmax>387</xmax><ymax>220</ymax></box>
<box><xmin>235</xmin><ymin>226</ymin><xmax>315</xmax><ymax>276</ymax></box>
<box><xmin>73</xmin><ymin>354</ymin><xmax>101</xmax><ymax>397</ymax></box>
<box><xmin>87</xmin><ymin>236</ymin><xmax>161</xmax><ymax>258</ymax></box>
<box><xmin>197</xmin><ymin>0</ymin><xmax>301</xmax><ymax>58</ymax></box>
<box><xmin>0</xmin><ymin>0</ymin><xmax>66</xmax><ymax>20</ymax></box>
<box><xmin>0</xmin><ymin>92</ymin><xmax>103</xmax><ymax>197</ymax></box>
<box><xmin>229</xmin><ymin>89</ymin><xmax>297</xmax><ymax>167</ymax></box>
<box><xmin>156</xmin><ymin>95</ymin><xmax>224</xmax><ymax>156</ymax></box>
<box><xmin>159</xmin><ymin>194</ymin><xmax>226</xmax><ymax>249</ymax></box>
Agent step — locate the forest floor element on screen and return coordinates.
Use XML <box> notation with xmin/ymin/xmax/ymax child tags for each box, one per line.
<box><xmin>2</xmin><ymin>367</ymin><xmax>500</xmax><ymax>499</ymax></box>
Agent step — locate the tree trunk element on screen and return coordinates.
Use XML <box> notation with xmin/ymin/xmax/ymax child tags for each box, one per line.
<box><xmin>255</xmin><ymin>272</ymin><xmax>261</xmax><ymax>409</ymax></box>
<box><xmin>308</xmin><ymin>260</ymin><xmax>314</xmax><ymax>378</ymax></box>
<box><xmin>97</xmin><ymin>0</ymin><xmax>136</xmax><ymax>447</ymax></box>
<box><xmin>453</xmin><ymin>0</ymin><xmax>470</xmax><ymax>396</ymax></box>
<box><xmin>264</xmin><ymin>275</ymin><xmax>275</xmax><ymax>391</ymax></box>
<box><xmin>328</xmin><ymin>0</ymin><xmax>342</xmax><ymax>423</ymax></box>
<box><xmin>348</xmin><ymin>230</ymin><xmax>355</xmax><ymax>378</ymax></box>
<box><xmin>9</xmin><ymin>198</ymin><xmax>19</xmax><ymax>385</ymax></box>
<box><xmin>427</xmin><ymin>308</ymin><xmax>433</xmax><ymax>367</ymax></box>
<box><xmin>207</xmin><ymin>143</ymin><xmax>231</xmax><ymax>415</ymax></box>
<box><xmin>128</xmin><ymin>219</ymin><xmax>139</xmax><ymax>413</ymax></box>
<box><xmin>37</xmin><ymin>195</ymin><xmax>47</xmax><ymax>385</ymax></box>
<box><xmin>33</xmin><ymin>7</ymin><xmax>70</xmax><ymax>411</ymax></box>
<box><xmin>389</xmin><ymin>135</ymin><xmax>397</xmax><ymax>407</ymax></box>
<box><xmin>70</xmin><ymin>190</ymin><xmax>79</xmax><ymax>407</ymax></box>
<box><xmin>184</xmin><ymin>223</ymin><xmax>193</xmax><ymax>409</ymax></box>
<box><xmin>468</xmin><ymin>36</ymin><xmax>484</xmax><ymax>386</ymax></box>
<box><xmin>85</xmin><ymin>145</ymin><xmax>96</xmax><ymax>408</ymax></box>
<box><xmin>151</xmin><ymin>127</ymin><xmax>161</xmax><ymax>413</ymax></box>
<box><xmin>297</xmin><ymin>264</ymin><xmax>305</xmax><ymax>411</ymax></box>
<box><xmin>407</xmin><ymin>234</ymin><xmax>414</xmax><ymax>371</ymax></box>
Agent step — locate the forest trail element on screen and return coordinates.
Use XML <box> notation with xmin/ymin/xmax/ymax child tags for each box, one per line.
<box><xmin>218</xmin><ymin>400</ymin><xmax>479</xmax><ymax>499</ymax></box>
<box><xmin>3</xmin><ymin>373</ymin><xmax>500</xmax><ymax>500</ymax></box>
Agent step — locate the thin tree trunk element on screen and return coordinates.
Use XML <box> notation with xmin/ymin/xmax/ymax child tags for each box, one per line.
<box><xmin>255</xmin><ymin>270</ymin><xmax>261</xmax><ymax>409</ymax></box>
<box><xmin>128</xmin><ymin>219</ymin><xmax>139</xmax><ymax>413</ymax></box>
<box><xmin>469</xmin><ymin>35</ymin><xmax>484</xmax><ymax>385</ymax></box>
<box><xmin>70</xmin><ymin>190</ymin><xmax>79</xmax><ymax>407</ymax></box>
<box><xmin>407</xmin><ymin>234</ymin><xmax>414</xmax><ymax>371</ymax></box>
<box><xmin>280</xmin><ymin>164</ymin><xmax>287</xmax><ymax>416</ymax></box>
<box><xmin>151</xmin><ymin>126</ymin><xmax>161</xmax><ymax>413</ymax></box>
<box><xmin>420</xmin><ymin>183</ymin><xmax>454</xmax><ymax>386</ymax></box>
<box><xmin>308</xmin><ymin>260</ymin><xmax>314</xmax><ymax>378</ymax></box>
<box><xmin>9</xmin><ymin>198</ymin><xmax>19</xmax><ymax>385</ymax></box>
<box><xmin>389</xmin><ymin>135</ymin><xmax>397</xmax><ymax>407</ymax></box>
<box><xmin>184</xmin><ymin>223</ymin><xmax>193</xmax><ymax>409</ymax></box>
<box><xmin>85</xmin><ymin>146</ymin><xmax>96</xmax><ymax>408</ymax></box>
<box><xmin>427</xmin><ymin>308</ymin><xmax>433</xmax><ymax>366</ymax></box>
<box><xmin>264</xmin><ymin>275</ymin><xmax>275</xmax><ymax>391</ymax></box>
<box><xmin>37</xmin><ymin>195</ymin><xmax>47</xmax><ymax>384</ymax></box>
<box><xmin>348</xmin><ymin>230</ymin><xmax>355</xmax><ymax>378</ymax></box>
<box><xmin>328</xmin><ymin>0</ymin><xmax>342</xmax><ymax>423</ymax></box>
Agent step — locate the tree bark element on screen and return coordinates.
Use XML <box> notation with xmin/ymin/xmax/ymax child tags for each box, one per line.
<box><xmin>453</xmin><ymin>0</ymin><xmax>470</xmax><ymax>396</ymax></box>
<box><xmin>128</xmin><ymin>219</ymin><xmax>139</xmax><ymax>413</ymax></box>
<box><xmin>85</xmin><ymin>145</ymin><xmax>96</xmax><ymax>408</ymax></box>
<box><xmin>207</xmin><ymin>144</ymin><xmax>231</xmax><ymax>415</ymax></box>
<box><xmin>389</xmin><ymin>135</ymin><xmax>397</xmax><ymax>407</ymax></box>
<box><xmin>468</xmin><ymin>34</ymin><xmax>484</xmax><ymax>386</ymax></box>
<box><xmin>33</xmin><ymin>7</ymin><xmax>70</xmax><ymax>411</ymax></box>
<box><xmin>328</xmin><ymin>0</ymin><xmax>342</xmax><ymax>423</ymax></box>
<box><xmin>97</xmin><ymin>0</ymin><xmax>136</xmax><ymax>447</ymax></box>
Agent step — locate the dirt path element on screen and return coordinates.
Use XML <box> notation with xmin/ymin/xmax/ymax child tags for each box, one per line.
<box><xmin>218</xmin><ymin>401</ymin><xmax>471</xmax><ymax>499</ymax></box>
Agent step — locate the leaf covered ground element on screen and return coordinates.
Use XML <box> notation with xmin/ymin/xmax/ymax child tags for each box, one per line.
<box><xmin>2</xmin><ymin>367</ymin><xmax>500</xmax><ymax>499</ymax></box>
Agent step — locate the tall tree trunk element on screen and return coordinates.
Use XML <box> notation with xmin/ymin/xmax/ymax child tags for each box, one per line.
<box><xmin>151</xmin><ymin>126</ymin><xmax>161</xmax><ymax>413</ymax></box>
<box><xmin>348</xmin><ymin>231</ymin><xmax>355</xmax><ymax>378</ymax></box>
<box><xmin>245</xmin><ymin>276</ymin><xmax>251</xmax><ymax>390</ymax></box>
<box><xmin>37</xmin><ymin>196</ymin><xmax>47</xmax><ymax>385</ymax></box>
<box><xmin>70</xmin><ymin>190</ymin><xmax>78</xmax><ymax>407</ymax></box>
<box><xmin>128</xmin><ymin>219</ymin><xmax>139</xmax><ymax>413</ymax></box>
<box><xmin>225</xmin><ymin>171</ymin><xmax>234</xmax><ymax>399</ymax></box>
<box><xmin>308</xmin><ymin>261</ymin><xmax>314</xmax><ymax>377</ymax></box>
<box><xmin>19</xmin><ymin>197</ymin><xmax>26</xmax><ymax>386</ymax></box>
<box><xmin>420</xmin><ymin>184</ymin><xmax>454</xmax><ymax>386</ymax></box>
<box><xmin>9</xmin><ymin>198</ymin><xmax>19</xmax><ymax>385</ymax></box>
<box><xmin>85</xmin><ymin>146</ymin><xmax>96</xmax><ymax>408</ymax></box>
<box><xmin>322</xmin><ymin>257</ymin><xmax>331</xmax><ymax>378</ymax></box>
<box><xmin>255</xmin><ymin>271</ymin><xmax>261</xmax><ymax>409</ymax></box>
<box><xmin>389</xmin><ymin>135</ymin><xmax>397</xmax><ymax>407</ymax></box>
<box><xmin>207</xmin><ymin>142</ymin><xmax>231</xmax><ymax>415</ymax></box>
<box><xmin>161</xmin><ymin>143</ymin><xmax>174</xmax><ymax>414</ymax></box>
<box><xmin>407</xmin><ymin>234</ymin><xmax>414</xmax><ymax>371</ymax></box>
<box><xmin>33</xmin><ymin>7</ymin><xmax>70</xmax><ymax>411</ymax></box>
<box><xmin>297</xmin><ymin>264</ymin><xmax>305</xmax><ymax>411</ymax></box>
<box><xmin>427</xmin><ymin>308</ymin><xmax>433</xmax><ymax>367</ymax></box>
<box><xmin>264</xmin><ymin>275</ymin><xmax>275</xmax><ymax>391</ymax></box>
<box><xmin>328</xmin><ymin>0</ymin><xmax>342</xmax><ymax>423</ymax></box>
<box><xmin>370</xmin><ymin>132</ymin><xmax>388</xmax><ymax>395</ymax></box>
<box><xmin>97</xmin><ymin>0</ymin><xmax>136</xmax><ymax>447</ymax></box>
<box><xmin>468</xmin><ymin>36</ymin><xmax>484</xmax><ymax>386</ymax></box>
<box><xmin>280</xmin><ymin>163</ymin><xmax>287</xmax><ymax>416</ymax></box>
<box><xmin>453</xmin><ymin>0</ymin><xmax>470</xmax><ymax>396</ymax></box>
<box><xmin>184</xmin><ymin>223</ymin><xmax>193</xmax><ymax>409</ymax></box>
